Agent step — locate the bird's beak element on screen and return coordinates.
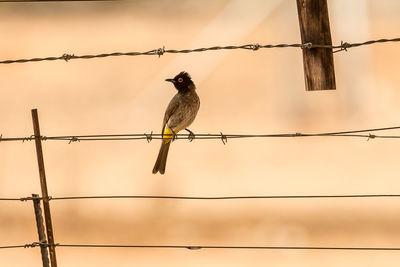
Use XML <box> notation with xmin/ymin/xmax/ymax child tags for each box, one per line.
<box><xmin>165</xmin><ymin>78</ymin><xmax>175</xmax><ymax>83</ymax></box>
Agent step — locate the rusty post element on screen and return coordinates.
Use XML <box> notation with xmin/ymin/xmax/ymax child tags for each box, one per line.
<box><xmin>296</xmin><ymin>0</ymin><xmax>336</xmax><ymax>91</ymax></box>
<box><xmin>32</xmin><ymin>194</ymin><xmax>50</xmax><ymax>267</ymax></box>
<box><xmin>31</xmin><ymin>109</ymin><xmax>57</xmax><ymax>267</ymax></box>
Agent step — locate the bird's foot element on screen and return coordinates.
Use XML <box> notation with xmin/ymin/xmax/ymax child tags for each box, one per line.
<box><xmin>172</xmin><ymin>131</ymin><xmax>177</xmax><ymax>141</ymax></box>
<box><xmin>185</xmin><ymin>128</ymin><xmax>195</xmax><ymax>142</ymax></box>
<box><xmin>167</xmin><ymin>126</ymin><xmax>178</xmax><ymax>142</ymax></box>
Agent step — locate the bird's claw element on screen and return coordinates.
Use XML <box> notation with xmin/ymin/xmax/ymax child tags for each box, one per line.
<box><xmin>185</xmin><ymin>128</ymin><xmax>195</xmax><ymax>142</ymax></box>
<box><xmin>172</xmin><ymin>131</ymin><xmax>177</xmax><ymax>142</ymax></box>
<box><xmin>188</xmin><ymin>132</ymin><xmax>195</xmax><ymax>142</ymax></box>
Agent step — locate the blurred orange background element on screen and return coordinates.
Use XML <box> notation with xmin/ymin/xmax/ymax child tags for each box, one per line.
<box><xmin>1</xmin><ymin>0</ymin><xmax>400</xmax><ymax>266</ymax></box>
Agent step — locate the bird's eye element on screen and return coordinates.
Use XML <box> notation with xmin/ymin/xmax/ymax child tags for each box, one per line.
<box><xmin>177</xmin><ymin>78</ymin><xmax>183</xmax><ymax>83</ymax></box>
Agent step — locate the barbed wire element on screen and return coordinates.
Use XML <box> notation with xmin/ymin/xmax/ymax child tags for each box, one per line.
<box><xmin>1</xmin><ymin>126</ymin><xmax>400</xmax><ymax>144</ymax></box>
<box><xmin>50</xmin><ymin>244</ymin><xmax>400</xmax><ymax>251</ymax></box>
<box><xmin>2</xmin><ymin>241</ymin><xmax>400</xmax><ymax>251</ymax></box>
<box><xmin>45</xmin><ymin>194</ymin><xmax>400</xmax><ymax>201</ymax></box>
<box><xmin>0</xmin><ymin>38</ymin><xmax>399</xmax><ymax>65</ymax></box>
<box><xmin>0</xmin><ymin>242</ymin><xmax>46</xmax><ymax>249</ymax></box>
<box><xmin>3</xmin><ymin>194</ymin><xmax>400</xmax><ymax>202</ymax></box>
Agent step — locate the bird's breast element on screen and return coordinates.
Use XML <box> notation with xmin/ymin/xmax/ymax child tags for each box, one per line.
<box><xmin>167</xmin><ymin>91</ymin><xmax>200</xmax><ymax>132</ymax></box>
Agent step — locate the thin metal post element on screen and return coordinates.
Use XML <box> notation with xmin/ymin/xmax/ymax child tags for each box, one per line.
<box><xmin>32</xmin><ymin>194</ymin><xmax>50</xmax><ymax>267</ymax></box>
<box><xmin>31</xmin><ymin>109</ymin><xmax>58</xmax><ymax>267</ymax></box>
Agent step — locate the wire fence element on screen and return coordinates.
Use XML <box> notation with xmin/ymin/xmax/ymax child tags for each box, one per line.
<box><xmin>0</xmin><ymin>37</ymin><xmax>399</xmax><ymax>65</ymax></box>
<box><xmin>2</xmin><ymin>125</ymin><xmax>400</xmax><ymax>144</ymax></box>
<box><xmin>1</xmin><ymin>5</ymin><xmax>400</xmax><ymax>265</ymax></box>
<box><xmin>3</xmin><ymin>192</ymin><xmax>400</xmax><ymax>253</ymax></box>
<box><xmin>3</xmin><ymin>191</ymin><xmax>400</xmax><ymax>252</ymax></box>
<box><xmin>3</xmin><ymin>124</ymin><xmax>400</xmax><ymax>258</ymax></box>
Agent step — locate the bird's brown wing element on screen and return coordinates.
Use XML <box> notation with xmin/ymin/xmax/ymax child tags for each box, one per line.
<box><xmin>161</xmin><ymin>94</ymin><xmax>180</xmax><ymax>137</ymax></box>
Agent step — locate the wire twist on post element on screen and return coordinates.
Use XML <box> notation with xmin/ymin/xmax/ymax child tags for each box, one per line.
<box><xmin>302</xmin><ymin>42</ymin><xmax>313</xmax><ymax>49</ymax></box>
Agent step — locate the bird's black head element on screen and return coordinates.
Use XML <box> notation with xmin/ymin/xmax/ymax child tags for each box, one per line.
<box><xmin>165</xmin><ymin>71</ymin><xmax>194</xmax><ymax>93</ymax></box>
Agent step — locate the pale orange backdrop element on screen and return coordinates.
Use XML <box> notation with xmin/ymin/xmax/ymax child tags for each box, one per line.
<box><xmin>1</xmin><ymin>0</ymin><xmax>400</xmax><ymax>266</ymax></box>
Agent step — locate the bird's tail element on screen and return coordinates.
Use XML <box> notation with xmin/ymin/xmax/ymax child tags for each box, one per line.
<box><xmin>152</xmin><ymin>142</ymin><xmax>171</xmax><ymax>174</ymax></box>
<box><xmin>152</xmin><ymin>127</ymin><xmax>175</xmax><ymax>174</ymax></box>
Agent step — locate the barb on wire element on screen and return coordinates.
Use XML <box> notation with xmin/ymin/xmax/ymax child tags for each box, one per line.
<box><xmin>1</xmin><ymin>38</ymin><xmax>399</xmax><ymax>64</ymax></box>
<box><xmin>2</xmin><ymin>126</ymin><xmax>400</xmax><ymax>143</ymax></box>
<box><xmin>220</xmin><ymin>132</ymin><xmax>227</xmax><ymax>145</ymax></box>
<box><xmin>68</xmin><ymin>136</ymin><xmax>80</xmax><ymax>144</ymax></box>
<box><xmin>144</xmin><ymin>131</ymin><xmax>153</xmax><ymax>143</ymax></box>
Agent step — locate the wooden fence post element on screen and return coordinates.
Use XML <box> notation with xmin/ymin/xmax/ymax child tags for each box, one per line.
<box><xmin>32</xmin><ymin>109</ymin><xmax>58</xmax><ymax>267</ymax></box>
<box><xmin>32</xmin><ymin>193</ymin><xmax>50</xmax><ymax>267</ymax></box>
<box><xmin>296</xmin><ymin>0</ymin><xmax>336</xmax><ymax>91</ymax></box>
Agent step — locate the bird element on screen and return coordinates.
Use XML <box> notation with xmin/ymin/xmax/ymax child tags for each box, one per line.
<box><xmin>152</xmin><ymin>71</ymin><xmax>200</xmax><ymax>174</ymax></box>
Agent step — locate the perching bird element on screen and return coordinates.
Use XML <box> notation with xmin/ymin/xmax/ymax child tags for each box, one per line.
<box><xmin>152</xmin><ymin>71</ymin><xmax>200</xmax><ymax>174</ymax></box>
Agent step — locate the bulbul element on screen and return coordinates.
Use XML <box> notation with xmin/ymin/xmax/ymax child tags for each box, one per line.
<box><xmin>152</xmin><ymin>71</ymin><xmax>200</xmax><ymax>174</ymax></box>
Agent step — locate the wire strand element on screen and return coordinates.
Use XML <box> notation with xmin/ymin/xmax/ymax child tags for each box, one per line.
<box><xmin>1</xmin><ymin>0</ymin><xmax>115</xmax><ymax>2</ymax></box>
<box><xmin>3</xmin><ymin>242</ymin><xmax>400</xmax><ymax>251</ymax></box>
<box><xmin>2</xmin><ymin>125</ymin><xmax>400</xmax><ymax>143</ymax></box>
<box><xmin>0</xmin><ymin>242</ymin><xmax>45</xmax><ymax>249</ymax></box>
<box><xmin>3</xmin><ymin>194</ymin><xmax>400</xmax><ymax>202</ymax></box>
<box><xmin>0</xmin><ymin>197</ymin><xmax>25</xmax><ymax>201</ymax></box>
<box><xmin>35</xmin><ymin>243</ymin><xmax>400</xmax><ymax>251</ymax></box>
<box><xmin>0</xmin><ymin>245</ymin><xmax>28</xmax><ymax>249</ymax></box>
<box><xmin>4</xmin><ymin>242</ymin><xmax>400</xmax><ymax>251</ymax></box>
<box><xmin>54</xmin><ymin>244</ymin><xmax>400</xmax><ymax>251</ymax></box>
<box><xmin>49</xmin><ymin>194</ymin><xmax>400</xmax><ymax>201</ymax></box>
<box><xmin>1</xmin><ymin>38</ymin><xmax>399</xmax><ymax>64</ymax></box>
